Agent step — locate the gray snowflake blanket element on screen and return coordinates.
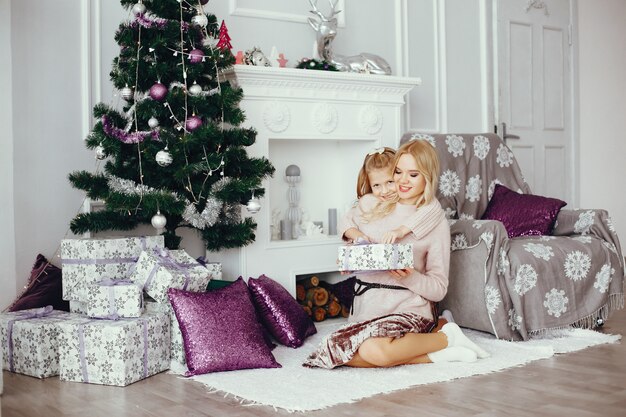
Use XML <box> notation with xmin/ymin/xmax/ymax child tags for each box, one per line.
<box><xmin>400</xmin><ymin>132</ymin><xmax>625</xmax><ymax>340</ymax></box>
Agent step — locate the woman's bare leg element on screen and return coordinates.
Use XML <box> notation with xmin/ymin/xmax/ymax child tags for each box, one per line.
<box><xmin>356</xmin><ymin>332</ymin><xmax>448</xmax><ymax>367</ymax></box>
<box><xmin>345</xmin><ymin>351</ymin><xmax>378</xmax><ymax>368</ymax></box>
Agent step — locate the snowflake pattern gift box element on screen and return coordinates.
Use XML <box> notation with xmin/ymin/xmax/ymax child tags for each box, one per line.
<box><xmin>129</xmin><ymin>248</ymin><xmax>213</xmax><ymax>303</ymax></box>
<box><xmin>1</xmin><ymin>307</ymin><xmax>74</xmax><ymax>379</ymax></box>
<box><xmin>56</xmin><ymin>311</ymin><xmax>170</xmax><ymax>386</ymax></box>
<box><xmin>60</xmin><ymin>236</ymin><xmax>164</xmax><ymax>302</ymax></box>
<box><xmin>337</xmin><ymin>243</ymin><xmax>414</xmax><ymax>271</ymax></box>
<box><xmin>145</xmin><ymin>300</ymin><xmax>187</xmax><ymax>368</ymax></box>
<box><xmin>85</xmin><ymin>279</ymin><xmax>144</xmax><ymax>319</ymax></box>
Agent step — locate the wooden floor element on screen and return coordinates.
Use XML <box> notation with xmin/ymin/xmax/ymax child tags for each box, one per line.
<box><xmin>2</xmin><ymin>308</ymin><xmax>625</xmax><ymax>417</ymax></box>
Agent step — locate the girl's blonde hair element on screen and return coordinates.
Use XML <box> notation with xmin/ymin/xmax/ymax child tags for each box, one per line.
<box><xmin>356</xmin><ymin>147</ymin><xmax>396</xmax><ymax>198</ymax></box>
<box><xmin>364</xmin><ymin>139</ymin><xmax>440</xmax><ymax>221</ymax></box>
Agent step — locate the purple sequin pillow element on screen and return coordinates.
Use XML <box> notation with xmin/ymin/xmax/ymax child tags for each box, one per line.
<box><xmin>482</xmin><ymin>184</ymin><xmax>567</xmax><ymax>238</ymax></box>
<box><xmin>248</xmin><ymin>275</ymin><xmax>317</xmax><ymax>348</ymax></box>
<box><xmin>167</xmin><ymin>278</ymin><xmax>281</xmax><ymax>375</ymax></box>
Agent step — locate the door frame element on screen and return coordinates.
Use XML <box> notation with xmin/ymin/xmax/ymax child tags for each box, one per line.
<box><xmin>489</xmin><ymin>0</ymin><xmax>579</xmax><ymax>206</ymax></box>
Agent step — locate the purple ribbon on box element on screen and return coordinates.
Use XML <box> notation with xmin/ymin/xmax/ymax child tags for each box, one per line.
<box><xmin>96</xmin><ymin>278</ymin><xmax>139</xmax><ymax>320</ymax></box>
<box><xmin>143</xmin><ymin>248</ymin><xmax>196</xmax><ymax>292</ymax></box>
<box><xmin>78</xmin><ymin>317</ymin><xmax>149</xmax><ymax>383</ymax></box>
<box><xmin>6</xmin><ymin>305</ymin><xmax>59</xmax><ymax>372</ymax></box>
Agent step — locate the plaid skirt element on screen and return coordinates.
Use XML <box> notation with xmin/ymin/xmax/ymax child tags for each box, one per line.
<box><xmin>303</xmin><ymin>312</ymin><xmax>436</xmax><ymax>369</ymax></box>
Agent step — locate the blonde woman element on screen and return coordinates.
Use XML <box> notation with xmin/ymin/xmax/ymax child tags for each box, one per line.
<box><xmin>304</xmin><ymin>140</ymin><xmax>489</xmax><ymax>369</ymax></box>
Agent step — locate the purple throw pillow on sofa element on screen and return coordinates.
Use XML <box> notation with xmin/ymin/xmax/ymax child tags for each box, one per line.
<box><xmin>167</xmin><ymin>278</ymin><xmax>281</xmax><ymax>375</ymax></box>
<box><xmin>482</xmin><ymin>184</ymin><xmax>567</xmax><ymax>238</ymax></box>
<box><xmin>248</xmin><ymin>274</ymin><xmax>317</xmax><ymax>348</ymax></box>
<box><xmin>7</xmin><ymin>254</ymin><xmax>69</xmax><ymax>312</ymax></box>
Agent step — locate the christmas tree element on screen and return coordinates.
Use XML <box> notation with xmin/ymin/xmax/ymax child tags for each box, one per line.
<box><xmin>69</xmin><ymin>0</ymin><xmax>274</xmax><ymax>251</ymax></box>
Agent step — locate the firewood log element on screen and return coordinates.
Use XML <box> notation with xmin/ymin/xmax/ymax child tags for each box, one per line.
<box><xmin>296</xmin><ymin>284</ymin><xmax>306</xmax><ymax>302</ymax></box>
<box><xmin>302</xmin><ymin>305</ymin><xmax>312</xmax><ymax>317</ymax></box>
<box><xmin>305</xmin><ymin>287</ymin><xmax>329</xmax><ymax>307</ymax></box>
<box><xmin>299</xmin><ymin>276</ymin><xmax>320</xmax><ymax>290</ymax></box>
<box><xmin>341</xmin><ymin>305</ymin><xmax>350</xmax><ymax>318</ymax></box>
<box><xmin>325</xmin><ymin>299</ymin><xmax>342</xmax><ymax>317</ymax></box>
<box><xmin>313</xmin><ymin>306</ymin><xmax>326</xmax><ymax>322</ymax></box>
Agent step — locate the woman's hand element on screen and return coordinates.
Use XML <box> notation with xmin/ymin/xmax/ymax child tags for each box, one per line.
<box><xmin>388</xmin><ymin>268</ymin><xmax>414</xmax><ymax>279</ymax></box>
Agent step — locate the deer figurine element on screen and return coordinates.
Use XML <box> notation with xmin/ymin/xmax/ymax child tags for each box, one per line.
<box><xmin>307</xmin><ymin>0</ymin><xmax>392</xmax><ymax>75</ymax></box>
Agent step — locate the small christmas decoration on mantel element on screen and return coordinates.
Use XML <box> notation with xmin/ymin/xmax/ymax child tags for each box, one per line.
<box><xmin>295</xmin><ymin>58</ymin><xmax>338</xmax><ymax>71</ymax></box>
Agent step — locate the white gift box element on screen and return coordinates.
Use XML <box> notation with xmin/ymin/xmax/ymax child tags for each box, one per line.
<box><xmin>57</xmin><ymin>311</ymin><xmax>170</xmax><ymax>386</ymax></box>
<box><xmin>60</xmin><ymin>235</ymin><xmax>164</xmax><ymax>301</ymax></box>
<box><xmin>86</xmin><ymin>279</ymin><xmax>143</xmax><ymax>319</ymax></box>
<box><xmin>203</xmin><ymin>262</ymin><xmax>222</xmax><ymax>281</ymax></box>
<box><xmin>145</xmin><ymin>300</ymin><xmax>186</xmax><ymax>368</ymax></box>
<box><xmin>129</xmin><ymin>248</ymin><xmax>211</xmax><ymax>303</ymax></box>
<box><xmin>69</xmin><ymin>300</ymin><xmax>87</xmax><ymax>315</ymax></box>
<box><xmin>1</xmin><ymin>307</ymin><xmax>73</xmax><ymax>378</ymax></box>
<box><xmin>337</xmin><ymin>243</ymin><xmax>414</xmax><ymax>271</ymax></box>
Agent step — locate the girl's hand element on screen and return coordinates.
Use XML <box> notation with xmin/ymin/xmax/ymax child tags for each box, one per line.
<box><xmin>388</xmin><ymin>268</ymin><xmax>414</xmax><ymax>279</ymax></box>
<box><xmin>381</xmin><ymin>226</ymin><xmax>411</xmax><ymax>244</ymax></box>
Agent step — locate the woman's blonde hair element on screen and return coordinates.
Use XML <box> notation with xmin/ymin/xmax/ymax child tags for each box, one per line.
<box><xmin>363</xmin><ymin>139</ymin><xmax>440</xmax><ymax>221</ymax></box>
<box><xmin>356</xmin><ymin>147</ymin><xmax>396</xmax><ymax>198</ymax></box>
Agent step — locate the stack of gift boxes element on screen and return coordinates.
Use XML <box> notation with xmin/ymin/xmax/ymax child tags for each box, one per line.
<box><xmin>1</xmin><ymin>236</ymin><xmax>222</xmax><ymax>386</ymax></box>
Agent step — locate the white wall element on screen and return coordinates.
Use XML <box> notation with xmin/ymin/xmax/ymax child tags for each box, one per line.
<box><xmin>0</xmin><ymin>0</ymin><xmax>16</xmax><ymax>310</ymax></box>
<box><xmin>0</xmin><ymin>0</ymin><xmax>490</xmax><ymax>307</ymax></box>
<box><xmin>578</xmin><ymin>1</ymin><xmax>626</xmax><ymax>241</ymax></box>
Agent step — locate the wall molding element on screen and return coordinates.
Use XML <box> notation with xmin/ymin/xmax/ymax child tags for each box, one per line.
<box><xmin>229</xmin><ymin>0</ymin><xmax>346</xmax><ymax>27</ymax></box>
<box><xmin>80</xmin><ymin>0</ymin><xmax>92</xmax><ymax>139</ymax></box>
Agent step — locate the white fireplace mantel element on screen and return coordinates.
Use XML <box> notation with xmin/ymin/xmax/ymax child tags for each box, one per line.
<box><xmin>211</xmin><ymin>65</ymin><xmax>421</xmax><ymax>295</ymax></box>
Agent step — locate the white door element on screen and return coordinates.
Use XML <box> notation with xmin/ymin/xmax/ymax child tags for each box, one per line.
<box><xmin>496</xmin><ymin>0</ymin><xmax>574</xmax><ymax>202</ymax></box>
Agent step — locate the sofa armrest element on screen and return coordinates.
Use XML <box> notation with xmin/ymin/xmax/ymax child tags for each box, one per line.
<box><xmin>449</xmin><ymin>219</ymin><xmax>508</xmax><ymax>252</ymax></box>
<box><xmin>553</xmin><ymin>208</ymin><xmax>623</xmax><ymax>268</ymax></box>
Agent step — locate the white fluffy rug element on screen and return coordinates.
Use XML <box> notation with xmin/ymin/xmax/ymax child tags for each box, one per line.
<box><xmin>174</xmin><ymin>320</ymin><xmax>621</xmax><ymax>412</ymax></box>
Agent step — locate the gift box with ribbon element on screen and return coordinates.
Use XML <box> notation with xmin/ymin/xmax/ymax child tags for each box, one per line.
<box><xmin>144</xmin><ymin>299</ymin><xmax>186</xmax><ymax>368</ymax></box>
<box><xmin>56</xmin><ymin>311</ymin><xmax>170</xmax><ymax>386</ymax></box>
<box><xmin>0</xmin><ymin>306</ymin><xmax>74</xmax><ymax>378</ymax></box>
<box><xmin>129</xmin><ymin>248</ymin><xmax>212</xmax><ymax>303</ymax></box>
<box><xmin>61</xmin><ymin>236</ymin><xmax>164</xmax><ymax>302</ymax></box>
<box><xmin>337</xmin><ymin>242</ymin><xmax>414</xmax><ymax>271</ymax></box>
<box><xmin>86</xmin><ymin>279</ymin><xmax>143</xmax><ymax>319</ymax></box>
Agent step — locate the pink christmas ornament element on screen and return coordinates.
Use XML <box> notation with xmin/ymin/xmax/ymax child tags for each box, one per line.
<box><xmin>186</xmin><ymin>115</ymin><xmax>203</xmax><ymax>131</ymax></box>
<box><xmin>189</xmin><ymin>49</ymin><xmax>204</xmax><ymax>64</ymax></box>
<box><xmin>200</xmin><ymin>0</ymin><xmax>209</xmax><ymax>4</ymax></box>
<box><xmin>149</xmin><ymin>82</ymin><xmax>168</xmax><ymax>101</ymax></box>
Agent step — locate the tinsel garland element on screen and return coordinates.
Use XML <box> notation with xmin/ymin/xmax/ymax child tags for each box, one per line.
<box><xmin>102</xmin><ymin>115</ymin><xmax>160</xmax><ymax>144</ymax></box>
<box><xmin>106</xmin><ymin>175</ymin><xmax>237</xmax><ymax>229</ymax></box>
<box><xmin>131</xmin><ymin>13</ymin><xmax>173</xmax><ymax>29</ymax></box>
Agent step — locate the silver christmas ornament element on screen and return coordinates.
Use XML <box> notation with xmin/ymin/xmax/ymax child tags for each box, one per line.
<box><xmin>148</xmin><ymin>117</ymin><xmax>159</xmax><ymax>129</ymax></box>
<box><xmin>151</xmin><ymin>211</ymin><xmax>167</xmax><ymax>229</ymax></box>
<box><xmin>191</xmin><ymin>13</ymin><xmax>209</xmax><ymax>28</ymax></box>
<box><xmin>132</xmin><ymin>2</ymin><xmax>146</xmax><ymax>15</ymax></box>
<box><xmin>121</xmin><ymin>85</ymin><xmax>133</xmax><ymax>100</ymax></box>
<box><xmin>156</xmin><ymin>147</ymin><xmax>173</xmax><ymax>167</ymax></box>
<box><xmin>246</xmin><ymin>198</ymin><xmax>261</xmax><ymax>214</ymax></box>
<box><xmin>188</xmin><ymin>82</ymin><xmax>202</xmax><ymax>96</ymax></box>
<box><xmin>95</xmin><ymin>145</ymin><xmax>107</xmax><ymax>160</ymax></box>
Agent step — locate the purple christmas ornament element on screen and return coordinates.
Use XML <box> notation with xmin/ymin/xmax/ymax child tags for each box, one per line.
<box><xmin>149</xmin><ymin>82</ymin><xmax>168</xmax><ymax>101</ymax></box>
<box><xmin>189</xmin><ymin>49</ymin><xmax>204</xmax><ymax>64</ymax></box>
<box><xmin>200</xmin><ymin>0</ymin><xmax>209</xmax><ymax>5</ymax></box>
<box><xmin>186</xmin><ymin>115</ymin><xmax>203</xmax><ymax>131</ymax></box>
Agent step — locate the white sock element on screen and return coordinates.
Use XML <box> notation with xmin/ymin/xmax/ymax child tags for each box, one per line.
<box><xmin>440</xmin><ymin>323</ymin><xmax>490</xmax><ymax>359</ymax></box>
<box><xmin>441</xmin><ymin>309</ymin><xmax>455</xmax><ymax>323</ymax></box>
<box><xmin>427</xmin><ymin>346</ymin><xmax>477</xmax><ymax>363</ymax></box>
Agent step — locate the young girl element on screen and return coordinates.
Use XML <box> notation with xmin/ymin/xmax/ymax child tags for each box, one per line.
<box><xmin>304</xmin><ymin>140</ymin><xmax>488</xmax><ymax>369</ymax></box>
<box><xmin>342</xmin><ymin>147</ymin><xmax>445</xmax><ymax>244</ymax></box>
